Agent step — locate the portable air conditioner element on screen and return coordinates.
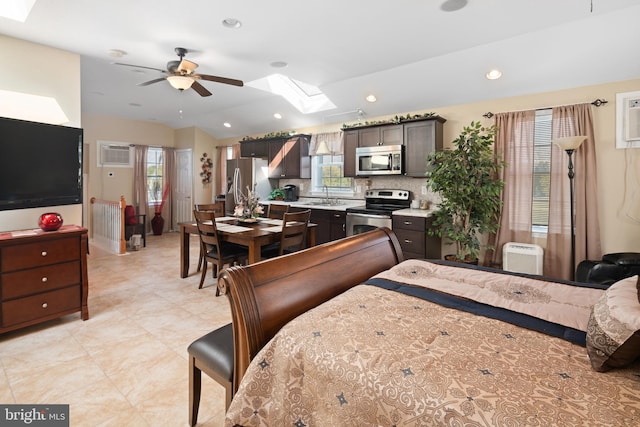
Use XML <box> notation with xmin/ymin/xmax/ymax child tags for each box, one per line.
<box><xmin>503</xmin><ymin>242</ymin><xmax>544</xmax><ymax>275</ymax></box>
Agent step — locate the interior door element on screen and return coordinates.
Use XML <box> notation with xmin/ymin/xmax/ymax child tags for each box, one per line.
<box><xmin>174</xmin><ymin>149</ymin><xmax>193</xmax><ymax>228</ymax></box>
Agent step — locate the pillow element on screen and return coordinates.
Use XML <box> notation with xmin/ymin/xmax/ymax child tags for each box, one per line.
<box><xmin>586</xmin><ymin>275</ymin><xmax>640</xmax><ymax>372</ymax></box>
<box><xmin>124</xmin><ymin>205</ymin><xmax>138</xmax><ymax>225</ymax></box>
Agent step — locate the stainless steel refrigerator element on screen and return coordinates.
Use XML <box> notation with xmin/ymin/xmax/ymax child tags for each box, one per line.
<box><xmin>225</xmin><ymin>158</ymin><xmax>271</xmax><ymax>215</ymax></box>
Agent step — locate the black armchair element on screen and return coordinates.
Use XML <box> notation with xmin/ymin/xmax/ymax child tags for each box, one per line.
<box><xmin>576</xmin><ymin>252</ymin><xmax>640</xmax><ymax>287</ymax></box>
<box><xmin>124</xmin><ymin>205</ymin><xmax>146</xmax><ymax>248</ymax></box>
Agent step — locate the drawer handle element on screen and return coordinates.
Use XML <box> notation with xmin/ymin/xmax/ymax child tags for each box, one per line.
<box><xmin>42</xmin><ymin>303</ymin><xmax>48</xmax><ymax>309</ymax></box>
<box><xmin>403</xmin><ymin>221</ymin><xmax>413</xmax><ymax>225</ymax></box>
<box><xmin>404</xmin><ymin>239</ymin><xmax>413</xmax><ymax>244</ymax></box>
<box><xmin>42</xmin><ymin>277</ymin><xmax>48</xmax><ymax>283</ymax></box>
<box><xmin>41</xmin><ymin>251</ymin><xmax>47</xmax><ymax>256</ymax></box>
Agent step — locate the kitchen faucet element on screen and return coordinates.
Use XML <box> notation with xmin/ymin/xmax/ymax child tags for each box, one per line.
<box><xmin>322</xmin><ymin>184</ymin><xmax>329</xmax><ymax>204</ymax></box>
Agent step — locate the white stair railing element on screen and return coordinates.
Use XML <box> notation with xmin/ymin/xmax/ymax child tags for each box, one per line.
<box><xmin>89</xmin><ymin>196</ymin><xmax>126</xmax><ymax>255</ymax></box>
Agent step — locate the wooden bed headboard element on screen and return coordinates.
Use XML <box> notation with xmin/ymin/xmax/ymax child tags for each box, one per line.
<box><xmin>218</xmin><ymin>227</ymin><xmax>404</xmax><ymax>392</ymax></box>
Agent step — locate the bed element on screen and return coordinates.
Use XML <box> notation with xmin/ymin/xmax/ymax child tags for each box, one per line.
<box><xmin>218</xmin><ymin>228</ymin><xmax>640</xmax><ymax>426</ymax></box>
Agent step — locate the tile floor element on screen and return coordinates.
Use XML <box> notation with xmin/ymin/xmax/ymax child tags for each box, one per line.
<box><xmin>0</xmin><ymin>232</ymin><xmax>229</xmax><ymax>426</ymax></box>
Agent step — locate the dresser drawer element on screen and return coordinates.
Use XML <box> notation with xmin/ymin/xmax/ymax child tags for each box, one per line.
<box><xmin>1</xmin><ymin>261</ymin><xmax>81</xmax><ymax>299</ymax></box>
<box><xmin>2</xmin><ymin>285</ymin><xmax>81</xmax><ymax>327</ymax></box>
<box><xmin>392</xmin><ymin>215</ymin><xmax>426</xmax><ymax>232</ymax></box>
<box><xmin>394</xmin><ymin>228</ymin><xmax>425</xmax><ymax>256</ymax></box>
<box><xmin>1</xmin><ymin>236</ymin><xmax>79</xmax><ymax>271</ymax></box>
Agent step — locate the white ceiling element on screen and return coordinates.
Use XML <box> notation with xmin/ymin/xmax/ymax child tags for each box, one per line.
<box><xmin>1</xmin><ymin>0</ymin><xmax>639</xmax><ymax>140</ymax></box>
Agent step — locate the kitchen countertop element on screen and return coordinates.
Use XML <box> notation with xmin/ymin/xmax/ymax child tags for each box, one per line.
<box><xmin>260</xmin><ymin>198</ymin><xmax>364</xmax><ymax>211</ymax></box>
<box><xmin>392</xmin><ymin>208</ymin><xmax>435</xmax><ymax>217</ymax></box>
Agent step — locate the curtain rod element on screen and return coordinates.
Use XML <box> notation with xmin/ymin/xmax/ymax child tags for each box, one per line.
<box><xmin>482</xmin><ymin>98</ymin><xmax>608</xmax><ymax>119</ymax></box>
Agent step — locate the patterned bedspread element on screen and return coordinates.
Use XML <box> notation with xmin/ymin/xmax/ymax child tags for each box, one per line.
<box><xmin>225</xmin><ymin>260</ymin><xmax>640</xmax><ymax>426</ymax></box>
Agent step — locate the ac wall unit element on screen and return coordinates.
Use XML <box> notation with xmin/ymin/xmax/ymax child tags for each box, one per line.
<box><xmin>503</xmin><ymin>242</ymin><xmax>543</xmax><ymax>275</ymax></box>
<box><xmin>98</xmin><ymin>142</ymin><xmax>133</xmax><ymax>167</ymax></box>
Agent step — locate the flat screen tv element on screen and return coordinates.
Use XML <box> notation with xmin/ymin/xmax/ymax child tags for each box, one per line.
<box><xmin>0</xmin><ymin>116</ymin><xmax>83</xmax><ymax>211</ymax></box>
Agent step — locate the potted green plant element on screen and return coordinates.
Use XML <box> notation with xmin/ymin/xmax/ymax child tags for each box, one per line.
<box><xmin>268</xmin><ymin>188</ymin><xmax>285</xmax><ymax>201</ymax></box>
<box><xmin>425</xmin><ymin>121</ymin><xmax>505</xmax><ymax>263</ymax></box>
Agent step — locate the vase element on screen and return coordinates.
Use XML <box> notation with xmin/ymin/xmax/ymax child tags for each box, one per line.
<box><xmin>38</xmin><ymin>212</ymin><xmax>63</xmax><ymax>231</ymax></box>
<box><xmin>151</xmin><ymin>212</ymin><xmax>164</xmax><ymax>235</ymax></box>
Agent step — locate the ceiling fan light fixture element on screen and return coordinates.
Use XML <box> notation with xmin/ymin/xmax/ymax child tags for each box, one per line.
<box><xmin>167</xmin><ymin>75</ymin><xmax>195</xmax><ymax>90</ymax></box>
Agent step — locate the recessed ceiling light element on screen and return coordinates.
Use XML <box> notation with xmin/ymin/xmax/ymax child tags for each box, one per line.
<box><xmin>222</xmin><ymin>18</ymin><xmax>242</xmax><ymax>29</ymax></box>
<box><xmin>273</xmin><ymin>113</ymin><xmax>282</xmax><ymax>119</ymax></box>
<box><xmin>223</xmin><ymin>122</ymin><xmax>231</xmax><ymax>128</ymax></box>
<box><xmin>270</xmin><ymin>61</ymin><xmax>288</xmax><ymax>68</ymax></box>
<box><xmin>486</xmin><ymin>69</ymin><xmax>502</xmax><ymax>80</ymax></box>
<box><xmin>365</xmin><ymin>94</ymin><xmax>377</xmax><ymax>103</ymax></box>
<box><xmin>108</xmin><ymin>49</ymin><xmax>126</xmax><ymax>58</ymax></box>
<box><xmin>128</xmin><ymin>103</ymin><xmax>142</xmax><ymax>107</ymax></box>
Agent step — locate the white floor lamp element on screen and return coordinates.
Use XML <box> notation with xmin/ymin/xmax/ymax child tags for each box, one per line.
<box><xmin>554</xmin><ymin>136</ymin><xmax>587</xmax><ymax>280</ymax></box>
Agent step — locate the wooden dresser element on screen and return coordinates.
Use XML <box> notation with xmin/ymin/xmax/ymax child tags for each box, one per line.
<box><xmin>0</xmin><ymin>225</ymin><xmax>89</xmax><ymax>334</ymax></box>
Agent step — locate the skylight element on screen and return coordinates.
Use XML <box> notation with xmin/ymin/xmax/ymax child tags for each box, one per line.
<box><xmin>246</xmin><ymin>74</ymin><xmax>336</xmax><ymax>114</ymax></box>
<box><xmin>0</xmin><ymin>0</ymin><xmax>37</xmax><ymax>22</ymax></box>
<box><xmin>0</xmin><ymin>89</ymin><xmax>69</xmax><ymax>124</ymax></box>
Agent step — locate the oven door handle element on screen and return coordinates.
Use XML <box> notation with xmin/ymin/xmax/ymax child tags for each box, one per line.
<box><xmin>346</xmin><ymin>212</ymin><xmax>390</xmax><ymax>219</ymax></box>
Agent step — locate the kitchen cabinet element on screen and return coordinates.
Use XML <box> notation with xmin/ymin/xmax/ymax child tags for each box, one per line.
<box><xmin>343</xmin><ymin>130</ymin><xmax>358</xmax><ymax>177</ymax></box>
<box><xmin>329</xmin><ymin>211</ymin><xmax>347</xmax><ymax>241</ymax></box>
<box><xmin>392</xmin><ymin>215</ymin><xmax>441</xmax><ymax>260</ymax></box>
<box><xmin>403</xmin><ymin>117</ymin><xmax>445</xmax><ymax>177</ymax></box>
<box><xmin>358</xmin><ymin>124</ymin><xmax>403</xmax><ymax>147</ymax></box>
<box><xmin>0</xmin><ymin>226</ymin><xmax>89</xmax><ymax>334</ymax></box>
<box><xmin>308</xmin><ymin>208</ymin><xmax>346</xmax><ymax>244</ymax></box>
<box><xmin>240</xmin><ymin>140</ymin><xmax>269</xmax><ymax>158</ymax></box>
<box><xmin>268</xmin><ymin>135</ymin><xmax>311</xmax><ymax>179</ymax></box>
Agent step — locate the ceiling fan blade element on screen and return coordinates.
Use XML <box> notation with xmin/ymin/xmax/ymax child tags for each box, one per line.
<box><xmin>178</xmin><ymin>59</ymin><xmax>198</xmax><ymax>74</ymax></box>
<box><xmin>191</xmin><ymin>81</ymin><xmax>212</xmax><ymax>97</ymax></box>
<box><xmin>197</xmin><ymin>73</ymin><xmax>244</xmax><ymax>87</ymax></box>
<box><xmin>137</xmin><ymin>77</ymin><xmax>167</xmax><ymax>86</ymax></box>
<box><xmin>112</xmin><ymin>62</ymin><xmax>166</xmax><ymax>74</ymax></box>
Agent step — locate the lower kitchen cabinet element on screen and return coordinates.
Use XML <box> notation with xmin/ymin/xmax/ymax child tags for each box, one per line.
<box><xmin>392</xmin><ymin>215</ymin><xmax>441</xmax><ymax>259</ymax></box>
<box><xmin>308</xmin><ymin>209</ymin><xmax>345</xmax><ymax>245</ymax></box>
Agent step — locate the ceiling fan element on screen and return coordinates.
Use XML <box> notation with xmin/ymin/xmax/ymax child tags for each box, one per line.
<box><xmin>114</xmin><ymin>47</ymin><xmax>243</xmax><ymax>97</ymax></box>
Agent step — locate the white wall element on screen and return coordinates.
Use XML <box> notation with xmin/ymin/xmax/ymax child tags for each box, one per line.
<box><xmin>0</xmin><ymin>35</ymin><xmax>82</xmax><ymax>232</ymax></box>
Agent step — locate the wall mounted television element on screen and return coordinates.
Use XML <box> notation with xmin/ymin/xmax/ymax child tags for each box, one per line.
<box><xmin>0</xmin><ymin>116</ymin><xmax>83</xmax><ymax>211</ymax></box>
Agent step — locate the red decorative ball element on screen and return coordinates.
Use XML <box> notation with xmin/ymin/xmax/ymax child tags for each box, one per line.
<box><xmin>38</xmin><ymin>212</ymin><xmax>63</xmax><ymax>231</ymax></box>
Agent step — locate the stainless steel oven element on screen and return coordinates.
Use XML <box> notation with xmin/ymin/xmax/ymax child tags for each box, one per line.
<box><xmin>346</xmin><ymin>189</ymin><xmax>411</xmax><ymax>237</ymax></box>
<box><xmin>346</xmin><ymin>212</ymin><xmax>392</xmax><ymax>236</ymax></box>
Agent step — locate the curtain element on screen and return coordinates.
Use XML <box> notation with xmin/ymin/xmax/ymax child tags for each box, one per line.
<box><xmin>546</xmin><ymin>103</ymin><xmax>601</xmax><ymax>279</ymax></box>
<box><xmin>162</xmin><ymin>147</ymin><xmax>175</xmax><ymax>232</ymax></box>
<box><xmin>487</xmin><ymin>111</ymin><xmax>536</xmax><ymax>267</ymax></box>
<box><xmin>217</xmin><ymin>146</ymin><xmax>228</xmax><ymax>196</ymax></box>
<box><xmin>133</xmin><ymin>145</ymin><xmax>148</xmax><ymax>221</ymax></box>
<box><xmin>310</xmin><ymin>132</ymin><xmax>344</xmax><ymax>155</ymax></box>
<box><xmin>490</xmin><ymin>103</ymin><xmax>601</xmax><ymax>280</ymax></box>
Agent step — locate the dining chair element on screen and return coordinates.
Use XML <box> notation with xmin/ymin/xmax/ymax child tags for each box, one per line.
<box><xmin>261</xmin><ymin>209</ymin><xmax>311</xmax><ymax>259</ymax></box>
<box><xmin>195</xmin><ymin>202</ymin><xmax>225</xmax><ymax>272</ymax></box>
<box><xmin>266</xmin><ymin>203</ymin><xmax>289</xmax><ymax>220</ymax></box>
<box><xmin>193</xmin><ymin>210</ymin><xmax>248</xmax><ymax>294</ymax></box>
<box><xmin>188</xmin><ymin>323</ymin><xmax>233</xmax><ymax>426</ymax></box>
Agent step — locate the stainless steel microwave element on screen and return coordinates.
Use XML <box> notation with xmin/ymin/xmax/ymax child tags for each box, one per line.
<box><xmin>355</xmin><ymin>145</ymin><xmax>404</xmax><ymax>176</ymax></box>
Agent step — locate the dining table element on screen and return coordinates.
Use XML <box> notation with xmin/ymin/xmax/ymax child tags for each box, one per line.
<box><xmin>179</xmin><ymin>216</ymin><xmax>317</xmax><ymax>278</ymax></box>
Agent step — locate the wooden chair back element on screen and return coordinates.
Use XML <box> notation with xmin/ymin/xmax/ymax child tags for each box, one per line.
<box><xmin>266</xmin><ymin>203</ymin><xmax>289</xmax><ymax>219</ymax></box>
<box><xmin>278</xmin><ymin>209</ymin><xmax>311</xmax><ymax>255</ymax></box>
<box><xmin>193</xmin><ymin>209</ymin><xmax>222</xmax><ymax>257</ymax></box>
<box><xmin>195</xmin><ymin>201</ymin><xmax>225</xmax><ymax>216</ymax></box>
